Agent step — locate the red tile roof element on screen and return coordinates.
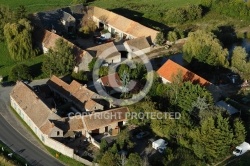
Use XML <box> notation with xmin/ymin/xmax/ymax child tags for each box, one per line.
<box><xmin>157</xmin><ymin>60</ymin><xmax>211</xmax><ymax>86</ymax></box>
<box><xmin>100</xmin><ymin>73</ymin><xmax>122</xmax><ymax>88</ymax></box>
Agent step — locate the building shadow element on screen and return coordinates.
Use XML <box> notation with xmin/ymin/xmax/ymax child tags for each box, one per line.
<box><xmin>110</xmin><ymin>8</ymin><xmax>170</xmax><ymax>31</ymax></box>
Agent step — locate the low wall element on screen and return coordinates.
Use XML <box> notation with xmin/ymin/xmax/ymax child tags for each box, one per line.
<box><xmin>86</xmin><ymin>132</ymin><xmax>100</xmax><ymax>149</ymax></box>
<box><xmin>73</xmin><ymin>154</ymin><xmax>99</xmax><ymax>166</ymax></box>
<box><xmin>44</xmin><ymin>137</ymin><xmax>74</xmax><ymax>158</ymax></box>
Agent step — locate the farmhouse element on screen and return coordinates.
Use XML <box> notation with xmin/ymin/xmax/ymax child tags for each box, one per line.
<box><xmin>10</xmin><ymin>81</ymin><xmax>74</xmax><ymax>157</ymax></box>
<box><xmin>123</xmin><ymin>36</ymin><xmax>151</xmax><ymax>59</ymax></box>
<box><xmin>157</xmin><ymin>59</ymin><xmax>211</xmax><ymax>86</ymax></box>
<box><xmin>83</xmin><ymin>107</ymin><xmax>128</xmax><ymax>135</ymax></box>
<box><xmin>86</xmin><ymin>42</ymin><xmax>121</xmax><ymax>64</ymax></box>
<box><xmin>89</xmin><ymin>6</ymin><xmax>159</xmax><ymax>43</ymax></box>
<box><xmin>47</xmin><ymin>75</ymin><xmax>104</xmax><ymax>112</ymax></box>
<box><xmin>10</xmin><ymin>81</ymin><xmax>129</xmax><ymax>161</ymax></box>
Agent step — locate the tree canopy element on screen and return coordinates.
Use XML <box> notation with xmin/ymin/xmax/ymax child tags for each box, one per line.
<box><xmin>231</xmin><ymin>46</ymin><xmax>250</xmax><ymax>80</ymax></box>
<box><xmin>4</xmin><ymin>19</ymin><xmax>36</xmax><ymax>61</ymax></box>
<box><xmin>9</xmin><ymin>64</ymin><xmax>31</xmax><ymax>81</ymax></box>
<box><xmin>0</xmin><ymin>5</ymin><xmax>14</xmax><ymax>42</ymax></box>
<box><xmin>42</xmin><ymin>38</ymin><xmax>75</xmax><ymax>76</ymax></box>
<box><xmin>183</xmin><ymin>30</ymin><xmax>229</xmax><ymax>67</ymax></box>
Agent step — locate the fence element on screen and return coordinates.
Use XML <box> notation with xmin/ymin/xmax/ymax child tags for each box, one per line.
<box><xmin>73</xmin><ymin>154</ymin><xmax>99</xmax><ymax>166</ymax></box>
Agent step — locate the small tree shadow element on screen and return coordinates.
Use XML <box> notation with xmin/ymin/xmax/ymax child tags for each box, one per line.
<box><xmin>29</xmin><ymin>62</ymin><xmax>43</xmax><ymax>79</ymax></box>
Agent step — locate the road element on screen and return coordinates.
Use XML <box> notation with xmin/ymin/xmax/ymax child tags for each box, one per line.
<box><xmin>0</xmin><ymin>115</ymin><xmax>63</xmax><ymax>166</ymax></box>
<box><xmin>0</xmin><ymin>79</ymin><xmax>64</xmax><ymax>166</ymax></box>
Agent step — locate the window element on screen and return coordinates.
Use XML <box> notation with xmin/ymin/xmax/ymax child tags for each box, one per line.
<box><xmin>57</xmin><ymin>131</ymin><xmax>60</xmax><ymax>136</ymax></box>
<box><xmin>41</xmin><ymin>135</ymin><xmax>44</xmax><ymax>142</ymax></box>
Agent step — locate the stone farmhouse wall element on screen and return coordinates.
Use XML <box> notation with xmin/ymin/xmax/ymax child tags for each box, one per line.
<box><xmin>44</xmin><ymin>137</ymin><xmax>74</xmax><ymax>158</ymax></box>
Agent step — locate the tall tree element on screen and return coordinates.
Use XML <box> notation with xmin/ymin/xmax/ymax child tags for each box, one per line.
<box><xmin>42</xmin><ymin>39</ymin><xmax>75</xmax><ymax>76</ymax></box>
<box><xmin>4</xmin><ymin>19</ymin><xmax>36</xmax><ymax>61</ymax></box>
<box><xmin>233</xmin><ymin>118</ymin><xmax>246</xmax><ymax>146</ymax></box>
<box><xmin>125</xmin><ymin>153</ymin><xmax>142</xmax><ymax>166</ymax></box>
<box><xmin>15</xmin><ymin>5</ymin><xmax>27</xmax><ymax>20</ymax></box>
<box><xmin>231</xmin><ymin>46</ymin><xmax>248</xmax><ymax>72</ymax></box>
<box><xmin>9</xmin><ymin>64</ymin><xmax>31</xmax><ymax>81</ymax></box>
<box><xmin>183</xmin><ymin>30</ymin><xmax>229</xmax><ymax>67</ymax></box>
<box><xmin>0</xmin><ymin>5</ymin><xmax>14</xmax><ymax>42</ymax></box>
<box><xmin>231</xmin><ymin>46</ymin><xmax>250</xmax><ymax>80</ymax></box>
<box><xmin>176</xmin><ymin>81</ymin><xmax>213</xmax><ymax>113</ymax></box>
<box><xmin>99</xmin><ymin>151</ymin><xmax>120</xmax><ymax>166</ymax></box>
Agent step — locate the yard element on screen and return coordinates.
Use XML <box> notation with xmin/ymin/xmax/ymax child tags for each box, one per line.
<box><xmin>0</xmin><ymin>42</ymin><xmax>45</xmax><ymax>81</ymax></box>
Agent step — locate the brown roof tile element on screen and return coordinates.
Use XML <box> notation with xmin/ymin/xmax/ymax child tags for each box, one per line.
<box><xmin>86</xmin><ymin>42</ymin><xmax>119</xmax><ymax>57</ymax></box>
<box><xmin>68</xmin><ymin>116</ymin><xmax>84</xmax><ymax>131</ymax></box>
<box><xmin>41</xmin><ymin>30</ymin><xmax>87</xmax><ymax>63</ymax></box>
<box><xmin>83</xmin><ymin>107</ymin><xmax>128</xmax><ymax>131</ymax></box>
<box><xmin>124</xmin><ymin>36</ymin><xmax>150</xmax><ymax>50</ymax></box>
<box><xmin>40</xmin><ymin>120</ymin><xmax>55</xmax><ymax>135</ymax></box>
<box><xmin>10</xmin><ymin>82</ymin><xmax>60</xmax><ymax>133</ymax></box>
<box><xmin>47</xmin><ymin>75</ymin><xmax>102</xmax><ymax>111</ymax></box>
<box><xmin>157</xmin><ymin>60</ymin><xmax>211</xmax><ymax>86</ymax></box>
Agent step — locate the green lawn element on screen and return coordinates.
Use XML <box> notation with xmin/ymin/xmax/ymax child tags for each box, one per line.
<box><xmin>0</xmin><ymin>0</ymin><xmax>72</xmax><ymax>12</ymax></box>
<box><xmin>0</xmin><ymin>42</ymin><xmax>45</xmax><ymax>81</ymax></box>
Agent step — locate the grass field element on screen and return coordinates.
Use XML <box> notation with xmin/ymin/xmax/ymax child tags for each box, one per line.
<box><xmin>0</xmin><ymin>42</ymin><xmax>45</xmax><ymax>81</ymax></box>
<box><xmin>0</xmin><ymin>0</ymin><xmax>72</xmax><ymax>12</ymax></box>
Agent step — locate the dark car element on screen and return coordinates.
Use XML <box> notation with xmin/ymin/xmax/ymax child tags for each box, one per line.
<box><xmin>136</xmin><ymin>131</ymin><xmax>150</xmax><ymax>139</ymax></box>
<box><xmin>22</xmin><ymin>80</ymin><xmax>31</xmax><ymax>84</ymax></box>
<box><xmin>1</xmin><ymin>81</ymin><xmax>16</xmax><ymax>87</ymax></box>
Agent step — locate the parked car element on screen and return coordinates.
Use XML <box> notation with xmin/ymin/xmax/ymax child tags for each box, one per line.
<box><xmin>1</xmin><ymin>81</ymin><xmax>16</xmax><ymax>87</ymax></box>
<box><xmin>32</xmin><ymin>85</ymin><xmax>40</xmax><ymax>93</ymax></box>
<box><xmin>136</xmin><ymin>131</ymin><xmax>150</xmax><ymax>139</ymax></box>
<box><xmin>233</xmin><ymin>142</ymin><xmax>250</xmax><ymax>156</ymax></box>
<box><xmin>22</xmin><ymin>80</ymin><xmax>31</xmax><ymax>84</ymax></box>
<box><xmin>152</xmin><ymin>139</ymin><xmax>168</xmax><ymax>153</ymax></box>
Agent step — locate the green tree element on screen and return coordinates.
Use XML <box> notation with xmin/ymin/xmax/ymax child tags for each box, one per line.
<box><xmin>99</xmin><ymin>66</ymin><xmax>109</xmax><ymax>77</ymax></box>
<box><xmin>176</xmin><ymin>81</ymin><xmax>213</xmax><ymax>113</ymax></box>
<box><xmin>233</xmin><ymin>118</ymin><xmax>246</xmax><ymax>146</ymax></box>
<box><xmin>88</xmin><ymin>57</ymin><xmax>97</xmax><ymax>71</ymax></box>
<box><xmin>231</xmin><ymin>46</ymin><xmax>248</xmax><ymax>72</ymax></box>
<box><xmin>99</xmin><ymin>151</ymin><xmax>120</xmax><ymax>166</ymax></box>
<box><xmin>130</xmin><ymin>63</ymin><xmax>146</xmax><ymax>80</ymax></box>
<box><xmin>231</xmin><ymin>46</ymin><xmax>250</xmax><ymax>80</ymax></box>
<box><xmin>155</xmin><ymin>31</ymin><xmax>165</xmax><ymax>46</ymax></box>
<box><xmin>15</xmin><ymin>5</ymin><xmax>27</xmax><ymax>20</ymax></box>
<box><xmin>189</xmin><ymin>113</ymin><xmax>235</xmax><ymax>163</ymax></box>
<box><xmin>168</xmin><ymin>31</ymin><xmax>178</xmax><ymax>42</ymax></box>
<box><xmin>71</xmin><ymin>71</ymin><xmax>88</xmax><ymax>82</ymax></box>
<box><xmin>116</xmin><ymin>129</ymin><xmax>134</xmax><ymax>149</ymax></box>
<box><xmin>183</xmin><ymin>30</ymin><xmax>229</xmax><ymax>67</ymax></box>
<box><xmin>42</xmin><ymin>39</ymin><xmax>75</xmax><ymax>76</ymax></box>
<box><xmin>100</xmin><ymin>139</ymin><xmax>108</xmax><ymax>153</ymax></box>
<box><xmin>118</xmin><ymin>64</ymin><xmax>131</xmax><ymax>78</ymax></box>
<box><xmin>125</xmin><ymin>153</ymin><xmax>142</xmax><ymax>166</ymax></box>
<box><xmin>0</xmin><ymin>5</ymin><xmax>14</xmax><ymax>41</ymax></box>
<box><xmin>4</xmin><ymin>19</ymin><xmax>36</xmax><ymax>61</ymax></box>
<box><xmin>9</xmin><ymin>64</ymin><xmax>31</xmax><ymax>81</ymax></box>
